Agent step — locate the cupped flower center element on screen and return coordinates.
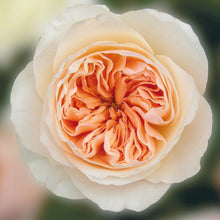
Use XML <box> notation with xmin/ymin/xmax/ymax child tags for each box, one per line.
<box><xmin>53</xmin><ymin>45</ymin><xmax>177</xmax><ymax>168</ymax></box>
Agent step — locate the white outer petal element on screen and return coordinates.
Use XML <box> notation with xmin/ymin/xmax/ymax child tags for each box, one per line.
<box><xmin>147</xmin><ymin>97</ymin><xmax>212</xmax><ymax>183</ymax></box>
<box><xmin>19</xmin><ymin>143</ymin><xmax>84</xmax><ymax>200</ymax></box>
<box><xmin>10</xmin><ymin>63</ymin><xmax>82</xmax><ymax>199</ymax></box>
<box><xmin>10</xmin><ymin>62</ymin><xmax>47</xmax><ymax>156</ymax></box>
<box><xmin>69</xmin><ymin>168</ymin><xmax>170</xmax><ymax>212</ymax></box>
<box><xmin>33</xmin><ymin>4</ymin><xmax>111</xmax><ymax>98</ymax></box>
<box><xmin>40</xmin><ymin>82</ymin><xmax>72</xmax><ymax>167</ymax></box>
<box><xmin>156</xmin><ymin>55</ymin><xmax>200</xmax><ymax>154</ymax></box>
<box><xmin>120</xmin><ymin>9</ymin><xmax>208</xmax><ymax>94</ymax></box>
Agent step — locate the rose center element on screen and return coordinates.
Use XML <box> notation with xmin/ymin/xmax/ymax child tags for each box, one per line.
<box><xmin>110</xmin><ymin>101</ymin><xmax>120</xmax><ymax>111</ymax></box>
<box><xmin>54</xmin><ymin>49</ymin><xmax>175</xmax><ymax>168</ymax></box>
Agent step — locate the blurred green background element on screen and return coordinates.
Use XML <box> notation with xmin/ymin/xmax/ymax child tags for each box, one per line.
<box><xmin>0</xmin><ymin>0</ymin><xmax>219</xmax><ymax>219</ymax></box>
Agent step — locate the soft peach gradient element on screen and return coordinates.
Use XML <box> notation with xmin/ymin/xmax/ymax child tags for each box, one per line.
<box><xmin>0</xmin><ymin>129</ymin><xmax>44</xmax><ymax>220</ymax></box>
<box><xmin>10</xmin><ymin>5</ymin><xmax>212</xmax><ymax>211</ymax></box>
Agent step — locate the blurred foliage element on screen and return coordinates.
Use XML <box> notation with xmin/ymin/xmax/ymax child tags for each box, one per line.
<box><xmin>0</xmin><ymin>47</ymin><xmax>34</xmax><ymax>117</ymax></box>
<box><xmin>1</xmin><ymin>0</ymin><xmax>219</xmax><ymax>219</ymax></box>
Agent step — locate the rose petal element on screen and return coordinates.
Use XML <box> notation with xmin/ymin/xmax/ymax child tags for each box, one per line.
<box><xmin>53</xmin><ymin>13</ymin><xmax>153</xmax><ymax>74</ymax></box>
<box><xmin>69</xmin><ymin>168</ymin><xmax>170</xmax><ymax>211</ymax></box>
<box><xmin>146</xmin><ymin>97</ymin><xmax>212</xmax><ymax>183</ymax></box>
<box><xmin>86</xmin><ymin>163</ymin><xmax>160</xmax><ymax>186</ymax></box>
<box><xmin>34</xmin><ymin>4</ymin><xmax>111</xmax><ymax>99</ymax></box>
<box><xmin>19</xmin><ymin>144</ymin><xmax>84</xmax><ymax>199</ymax></box>
<box><xmin>10</xmin><ymin>63</ymin><xmax>47</xmax><ymax>156</ymax></box>
<box><xmin>120</xmin><ymin>9</ymin><xmax>208</xmax><ymax>94</ymax></box>
<box><xmin>40</xmin><ymin>83</ymin><xmax>72</xmax><ymax>167</ymax></box>
<box><xmin>156</xmin><ymin>55</ymin><xmax>200</xmax><ymax>152</ymax></box>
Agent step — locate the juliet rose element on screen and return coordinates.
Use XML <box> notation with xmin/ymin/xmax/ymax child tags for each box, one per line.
<box><xmin>11</xmin><ymin>5</ymin><xmax>212</xmax><ymax>211</ymax></box>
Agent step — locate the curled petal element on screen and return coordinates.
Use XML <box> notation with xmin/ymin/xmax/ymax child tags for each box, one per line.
<box><xmin>120</xmin><ymin>9</ymin><xmax>208</xmax><ymax>94</ymax></box>
<box><xmin>146</xmin><ymin>97</ymin><xmax>212</xmax><ymax>183</ymax></box>
<box><xmin>34</xmin><ymin>5</ymin><xmax>111</xmax><ymax>99</ymax></box>
<box><xmin>69</xmin><ymin>168</ymin><xmax>170</xmax><ymax>211</ymax></box>
<box><xmin>10</xmin><ymin>63</ymin><xmax>47</xmax><ymax>156</ymax></box>
<box><xmin>53</xmin><ymin>13</ymin><xmax>153</xmax><ymax>73</ymax></box>
<box><xmin>19</xmin><ymin>144</ymin><xmax>84</xmax><ymax>199</ymax></box>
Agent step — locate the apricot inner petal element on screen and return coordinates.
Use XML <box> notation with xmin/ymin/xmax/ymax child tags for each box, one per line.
<box><xmin>48</xmin><ymin>45</ymin><xmax>179</xmax><ymax>169</ymax></box>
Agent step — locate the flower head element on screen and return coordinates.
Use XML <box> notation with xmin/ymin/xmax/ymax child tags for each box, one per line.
<box><xmin>11</xmin><ymin>5</ymin><xmax>212</xmax><ymax>211</ymax></box>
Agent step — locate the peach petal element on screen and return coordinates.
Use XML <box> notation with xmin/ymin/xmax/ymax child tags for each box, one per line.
<box><xmin>43</xmin><ymin>47</ymin><xmax>179</xmax><ymax>173</ymax></box>
<box><xmin>156</xmin><ymin>55</ymin><xmax>200</xmax><ymax>146</ymax></box>
<box><xmin>53</xmin><ymin>14</ymin><xmax>154</xmax><ymax>73</ymax></box>
<box><xmin>120</xmin><ymin>9</ymin><xmax>208</xmax><ymax>94</ymax></box>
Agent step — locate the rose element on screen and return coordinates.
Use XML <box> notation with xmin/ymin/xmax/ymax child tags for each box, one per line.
<box><xmin>10</xmin><ymin>4</ymin><xmax>212</xmax><ymax>211</ymax></box>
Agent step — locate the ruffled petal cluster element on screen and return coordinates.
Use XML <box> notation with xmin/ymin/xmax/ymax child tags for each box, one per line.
<box><xmin>11</xmin><ymin>5</ymin><xmax>212</xmax><ymax>211</ymax></box>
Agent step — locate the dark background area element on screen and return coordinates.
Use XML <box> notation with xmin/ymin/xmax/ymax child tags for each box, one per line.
<box><xmin>0</xmin><ymin>0</ymin><xmax>219</xmax><ymax>219</ymax></box>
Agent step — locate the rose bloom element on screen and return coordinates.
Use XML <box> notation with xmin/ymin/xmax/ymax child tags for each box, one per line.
<box><xmin>10</xmin><ymin>4</ymin><xmax>212</xmax><ymax>211</ymax></box>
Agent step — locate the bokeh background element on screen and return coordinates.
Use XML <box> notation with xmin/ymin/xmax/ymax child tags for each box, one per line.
<box><xmin>0</xmin><ymin>0</ymin><xmax>219</xmax><ymax>219</ymax></box>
